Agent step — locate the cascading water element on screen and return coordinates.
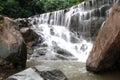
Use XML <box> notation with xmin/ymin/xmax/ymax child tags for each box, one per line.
<box><xmin>29</xmin><ymin>24</ymin><xmax>93</xmax><ymax>62</ymax></box>
<box><xmin>24</xmin><ymin>0</ymin><xmax>116</xmax><ymax>62</ymax></box>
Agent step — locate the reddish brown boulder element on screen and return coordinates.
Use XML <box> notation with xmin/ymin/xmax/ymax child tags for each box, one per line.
<box><xmin>0</xmin><ymin>15</ymin><xmax>27</xmax><ymax>68</ymax></box>
<box><xmin>20</xmin><ymin>27</ymin><xmax>39</xmax><ymax>47</ymax></box>
<box><xmin>86</xmin><ymin>4</ymin><xmax>120</xmax><ymax>72</ymax></box>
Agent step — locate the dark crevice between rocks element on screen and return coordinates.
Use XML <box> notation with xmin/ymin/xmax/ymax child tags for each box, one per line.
<box><xmin>0</xmin><ymin>16</ymin><xmax>4</xmax><ymax>24</ymax></box>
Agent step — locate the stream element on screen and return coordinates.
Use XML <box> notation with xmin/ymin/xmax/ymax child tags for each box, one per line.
<box><xmin>27</xmin><ymin>61</ymin><xmax>120</xmax><ymax>80</ymax></box>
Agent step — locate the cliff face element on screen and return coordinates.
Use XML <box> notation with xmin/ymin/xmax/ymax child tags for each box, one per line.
<box><xmin>86</xmin><ymin>4</ymin><xmax>120</xmax><ymax>72</ymax></box>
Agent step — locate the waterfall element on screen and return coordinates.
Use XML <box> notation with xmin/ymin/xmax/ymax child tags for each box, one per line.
<box><xmin>23</xmin><ymin>0</ymin><xmax>116</xmax><ymax>62</ymax></box>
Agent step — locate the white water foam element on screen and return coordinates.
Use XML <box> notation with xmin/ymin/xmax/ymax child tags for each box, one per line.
<box><xmin>30</xmin><ymin>24</ymin><xmax>93</xmax><ymax>62</ymax></box>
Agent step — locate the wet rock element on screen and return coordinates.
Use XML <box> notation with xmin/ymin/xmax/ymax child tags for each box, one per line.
<box><xmin>92</xmin><ymin>9</ymin><xmax>100</xmax><ymax>17</ymax></box>
<box><xmin>116</xmin><ymin>0</ymin><xmax>120</xmax><ymax>5</ymax></box>
<box><xmin>70</xmin><ymin>32</ymin><xmax>80</xmax><ymax>43</ymax></box>
<box><xmin>86</xmin><ymin>4</ymin><xmax>120</xmax><ymax>73</ymax></box>
<box><xmin>20</xmin><ymin>28</ymin><xmax>39</xmax><ymax>47</ymax></box>
<box><xmin>0</xmin><ymin>15</ymin><xmax>27</xmax><ymax>68</ymax></box>
<box><xmin>69</xmin><ymin>14</ymin><xmax>105</xmax><ymax>40</ymax></box>
<box><xmin>7</xmin><ymin>65</ymin><xmax>68</xmax><ymax>80</ymax></box>
<box><xmin>15</xmin><ymin>18</ymin><xmax>29</xmax><ymax>29</ymax></box>
<box><xmin>100</xmin><ymin>4</ymin><xmax>111</xmax><ymax>17</ymax></box>
<box><xmin>29</xmin><ymin>45</ymin><xmax>77</xmax><ymax>61</ymax></box>
<box><xmin>90</xmin><ymin>17</ymin><xmax>105</xmax><ymax>40</ymax></box>
<box><xmin>20</xmin><ymin>28</ymin><xmax>41</xmax><ymax>60</ymax></box>
<box><xmin>55</xmin><ymin>47</ymin><xmax>73</xmax><ymax>57</ymax></box>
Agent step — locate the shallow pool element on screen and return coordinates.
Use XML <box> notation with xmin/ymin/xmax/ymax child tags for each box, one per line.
<box><xmin>27</xmin><ymin>60</ymin><xmax>120</xmax><ymax>80</ymax></box>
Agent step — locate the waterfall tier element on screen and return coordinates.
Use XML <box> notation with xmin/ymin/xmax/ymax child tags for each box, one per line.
<box><xmin>16</xmin><ymin>0</ymin><xmax>116</xmax><ymax>62</ymax></box>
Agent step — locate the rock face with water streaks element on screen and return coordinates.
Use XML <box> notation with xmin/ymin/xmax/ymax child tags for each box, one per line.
<box><xmin>86</xmin><ymin>4</ymin><xmax>120</xmax><ymax>72</ymax></box>
<box><xmin>7</xmin><ymin>65</ymin><xmax>68</xmax><ymax>80</ymax></box>
<box><xmin>0</xmin><ymin>15</ymin><xmax>27</xmax><ymax>68</ymax></box>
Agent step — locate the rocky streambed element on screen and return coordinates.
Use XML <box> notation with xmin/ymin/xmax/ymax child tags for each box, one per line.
<box><xmin>1</xmin><ymin>61</ymin><xmax>120</xmax><ymax>80</ymax></box>
<box><xmin>18</xmin><ymin>61</ymin><xmax>120</xmax><ymax>80</ymax></box>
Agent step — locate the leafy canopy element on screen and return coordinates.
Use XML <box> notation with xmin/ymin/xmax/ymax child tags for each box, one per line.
<box><xmin>0</xmin><ymin>0</ymin><xmax>85</xmax><ymax>18</ymax></box>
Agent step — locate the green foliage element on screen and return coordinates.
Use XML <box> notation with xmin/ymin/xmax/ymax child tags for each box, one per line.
<box><xmin>0</xmin><ymin>0</ymin><xmax>85</xmax><ymax>18</ymax></box>
<box><xmin>43</xmin><ymin>0</ymin><xmax>77</xmax><ymax>12</ymax></box>
<box><xmin>0</xmin><ymin>0</ymin><xmax>5</xmax><ymax>12</ymax></box>
<box><xmin>0</xmin><ymin>6</ymin><xmax>4</xmax><ymax>12</ymax></box>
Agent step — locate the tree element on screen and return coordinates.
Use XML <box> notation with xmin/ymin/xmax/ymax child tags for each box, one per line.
<box><xmin>18</xmin><ymin>0</ymin><xmax>26</xmax><ymax>7</ymax></box>
<box><xmin>0</xmin><ymin>0</ymin><xmax>85</xmax><ymax>18</ymax></box>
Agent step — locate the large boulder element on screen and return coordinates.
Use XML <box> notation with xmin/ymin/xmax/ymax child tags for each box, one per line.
<box><xmin>14</xmin><ymin>18</ymin><xmax>39</xmax><ymax>47</ymax></box>
<box><xmin>0</xmin><ymin>15</ymin><xmax>27</xmax><ymax>68</ymax></box>
<box><xmin>20</xmin><ymin>27</ymin><xmax>39</xmax><ymax>47</ymax></box>
<box><xmin>6</xmin><ymin>65</ymin><xmax>68</xmax><ymax>80</ymax></box>
<box><xmin>86</xmin><ymin>4</ymin><xmax>120</xmax><ymax>72</ymax></box>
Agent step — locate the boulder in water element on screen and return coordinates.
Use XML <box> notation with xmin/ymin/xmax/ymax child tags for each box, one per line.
<box><xmin>7</xmin><ymin>65</ymin><xmax>68</xmax><ymax>80</ymax></box>
<box><xmin>86</xmin><ymin>4</ymin><xmax>120</xmax><ymax>72</ymax></box>
<box><xmin>20</xmin><ymin>28</ymin><xmax>39</xmax><ymax>47</ymax></box>
<box><xmin>0</xmin><ymin>15</ymin><xmax>27</xmax><ymax>68</ymax></box>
